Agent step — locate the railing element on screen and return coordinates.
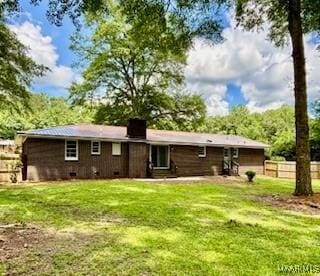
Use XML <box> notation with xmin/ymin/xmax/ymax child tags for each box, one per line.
<box><xmin>146</xmin><ymin>160</ymin><xmax>154</xmax><ymax>177</ymax></box>
<box><xmin>223</xmin><ymin>160</ymin><xmax>230</xmax><ymax>175</ymax></box>
<box><xmin>232</xmin><ymin>160</ymin><xmax>240</xmax><ymax>176</ymax></box>
<box><xmin>222</xmin><ymin>160</ymin><xmax>240</xmax><ymax>176</ymax></box>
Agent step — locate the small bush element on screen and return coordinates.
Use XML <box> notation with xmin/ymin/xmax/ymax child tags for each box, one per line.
<box><xmin>245</xmin><ymin>171</ymin><xmax>256</xmax><ymax>182</ymax></box>
<box><xmin>271</xmin><ymin>156</ymin><xmax>286</xmax><ymax>161</ymax></box>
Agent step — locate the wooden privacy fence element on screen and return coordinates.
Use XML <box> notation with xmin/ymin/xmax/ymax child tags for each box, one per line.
<box><xmin>265</xmin><ymin>160</ymin><xmax>320</xmax><ymax>179</ymax></box>
<box><xmin>0</xmin><ymin>154</ymin><xmax>21</xmax><ymax>182</ymax></box>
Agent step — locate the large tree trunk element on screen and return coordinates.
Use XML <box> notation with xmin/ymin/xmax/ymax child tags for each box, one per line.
<box><xmin>288</xmin><ymin>0</ymin><xmax>313</xmax><ymax>196</ymax></box>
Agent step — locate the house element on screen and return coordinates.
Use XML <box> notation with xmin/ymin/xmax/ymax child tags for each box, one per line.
<box><xmin>17</xmin><ymin>119</ymin><xmax>268</xmax><ymax>181</ymax></box>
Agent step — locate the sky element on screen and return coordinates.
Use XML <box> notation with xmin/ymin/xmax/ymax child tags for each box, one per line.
<box><xmin>8</xmin><ymin>0</ymin><xmax>320</xmax><ymax>116</ymax></box>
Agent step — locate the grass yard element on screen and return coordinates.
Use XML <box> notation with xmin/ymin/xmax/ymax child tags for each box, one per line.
<box><xmin>1</xmin><ymin>177</ymin><xmax>320</xmax><ymax>275</ymax></box>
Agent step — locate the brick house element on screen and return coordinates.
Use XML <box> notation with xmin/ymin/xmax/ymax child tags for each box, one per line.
<box><xmin>17</xmin><ymin>119</ymin><xmax>268</xmax><ymax>181</ymax></box>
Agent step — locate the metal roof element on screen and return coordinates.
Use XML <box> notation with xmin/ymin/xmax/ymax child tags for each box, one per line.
<box><xmin>17</xmin><ymin>124</ymin><xmax>269</xmax><ymax>149</ymax></box>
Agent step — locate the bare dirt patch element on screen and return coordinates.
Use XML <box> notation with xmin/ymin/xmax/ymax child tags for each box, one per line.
<box><xmin>0</xmin><ymin>223</ymin><xmax>97</xmax><ymax>275</ymax></box>
<box><xmin>256</xmin><ymin>193</ymin><xmax>320</xmax><ymax>215</ymax></box>
<box><xmin>0</xmin><ymin>223</ymin><xmax>43</xmax><ymax>263</ymax></box>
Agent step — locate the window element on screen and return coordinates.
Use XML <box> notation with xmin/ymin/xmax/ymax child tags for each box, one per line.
<box><xmin>224</xmin><ymin>148</ymin><xmax>230</xmax><ymax>158</ymax></box>
<box><xmin>91</xmin><ymin>141</ymin><xmax>101</xmax><ymax>155</ymax></box>
<box><xmin>65</xmin><ymin>140</ymin><xmax>78</xmax><ymax>161</ymax></box>
<box><xmin>198</xmin><ymin>146</ymin><xmax>206</xmax><ymax>157</ymax></box>
<box><xmin>233</xmin><ymin>148</ymin><xmax>239</xmax><ymax>158</ymax></box>
<box><xmin>112</xmin><ymin>142</ymin><xmax>121</xmax><ymax>155</ymax></box>
<box><xmin>151</xmin><ymin>145</ymin><xmax>169</xmax><ymax>168</ymax></box>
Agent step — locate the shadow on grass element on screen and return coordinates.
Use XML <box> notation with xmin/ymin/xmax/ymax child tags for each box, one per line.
<box><xmin>1</xmin><ymin>179</ymin><xmax>320</xmax><ymax>274</ymax></box>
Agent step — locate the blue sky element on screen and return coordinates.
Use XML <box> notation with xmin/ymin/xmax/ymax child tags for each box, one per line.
<box><xmin>19</xmin><ymin>0</ymin><xmax>76</xmax><ymax>65</ymax></box>
<box><xmin>9</xmin><ymin>0</ymin><xmax>320</xmax><ymax>115</ymax></box>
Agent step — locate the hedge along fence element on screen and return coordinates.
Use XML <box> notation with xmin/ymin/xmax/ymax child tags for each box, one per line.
<box><xmin>265</xmin><ymin>160</ymin><xmax>320</xmax><ymax>179</ymax></box>
<box><xmin>0</xmin><ymin>153</ymin><xmax>21</xmax><ymax>182</ymax></box>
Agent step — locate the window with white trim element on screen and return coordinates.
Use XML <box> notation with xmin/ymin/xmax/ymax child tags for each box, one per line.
<box><xmin>198</xmin><ymin>146</ymin><xmax>206</xmax><ymax>157</ymax></box>
<box><xmin>91</xmin><ymin>141</ymin><xmax>101</xmax><ymax>155</ymax></box>
<box><xmin>65</xmin><ymin>140</ymin><xmax>78</xmax><ymax>161</ymax></box>
<box><xmin>233</xmin><ymin>148</ymin><xmax>239</xmax><ymax>158</ymax></box>
<box><xmin>112</xmin><ymin>142</ymin><xmax>121</xmax><ymax>155</ymax></box>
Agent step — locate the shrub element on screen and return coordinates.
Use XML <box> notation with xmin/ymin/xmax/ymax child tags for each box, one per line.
<box><xmin>245</xmin><ymin>171</ymin><xmax>256</xmax><ymax>182</ymax></box>
<box><xmin>271</xmin><ymin>156</ymin><xmax>286</xmax><ymax>161</ymax></box>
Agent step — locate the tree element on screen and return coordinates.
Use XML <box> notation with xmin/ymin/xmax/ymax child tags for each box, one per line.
<box><xmin>70</xmin><ymin>0</ymin><xmax>206</xmax><ymax>128</ymax></box>
<box><xmin>204</xmin><ymin>105</ymin><xmax>297</xmax><ymax>160</ymax></box>
<box><xmin>0</xmin><ymin>93</ymin><xmax>93</xmax><ymax>139</ymax></box>
<box><xmin>235</xmin><ymin>0</ymin><xmax>320</xmax><ymax>195</ymax></box>
<box><xmin>0</xmin><ymin>6</ymin><xmax>45</xmax><ymax>110</ymax></box>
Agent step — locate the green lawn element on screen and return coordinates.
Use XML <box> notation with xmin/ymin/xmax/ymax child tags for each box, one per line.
<box><xmin>1</xmin><ymin>177</ymin><xmax>320</xmax><ymax>275</ymax></box>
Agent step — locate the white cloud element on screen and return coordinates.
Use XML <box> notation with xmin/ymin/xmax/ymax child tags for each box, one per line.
<box><xmin>186</xmin><ymin>82</ymin><xmax>228</xmax><ymax>116</ymax></box>
<box><xmin>185</xmin><ymin>16</ymin><xmax>320</xmax><ymax>114</ymax></box>
<box><xmin>8</xmin><ymin>21</ymin><xmax>77</xmax><ymax>91</ymax></box>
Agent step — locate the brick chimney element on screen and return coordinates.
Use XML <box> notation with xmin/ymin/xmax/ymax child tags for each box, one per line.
<box><xmin>127</xmin><ymin>118</ymin><xmax>147</xmax><ymax>139</ymax></box>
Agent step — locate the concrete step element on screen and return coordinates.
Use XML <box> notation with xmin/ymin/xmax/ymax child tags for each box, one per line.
<box><xmin>152</xmin><ymin>169</ymin><xmax>177</xmax><ymax>179</ymax></box>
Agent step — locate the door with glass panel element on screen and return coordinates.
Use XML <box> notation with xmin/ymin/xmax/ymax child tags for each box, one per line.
<box><xmin>151</xmin><ymin>145</ymin><xmax>169</xmax><ymax>169</ymax></box>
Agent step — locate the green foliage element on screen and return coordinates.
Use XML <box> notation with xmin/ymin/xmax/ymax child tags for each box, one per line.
<box><xmin>271</xmin><ymin>156</ymin><xmax>286</xmax><ymax>161</ymax></box>
<box><xmin>204</xmin><ymin>105</ymin><xmax>264</xmax><ymax>140</ymax></box>
<box><xmin>311</xmin><ymin>100</ymin><xmax>320</xmax><ymax>160</ymax></box>
<box><xmin>245</xmin><ymin>170</ymin><xmax>256</xmax><ymax>182</ymax></box>
<box><xmin>235</xmin><ymin>0</ymin><xmax>320</xmax><ymax>46</ymax></box>
<box><xmin>0</xmin><ymin>93</ymin><xmax>94</xmax><ymax>139</ymax></box>
<box><xmin>0</xmin><ymin>13</ymin><xmax>46</xmax><ymax>110</ymax></box>
<box><xmin>311</xmin><ymin>100</ymin><xmax>320</xmax><ymax>141</ymax></box>
<box><xmin>204</xmin><ymin>105</ymin><xmax>297</xmax><ymax>159</ymax></box>
<box><xmin>70</xmin><ymin>0</ymin><xmax>206</xmax><ymax>130</ymax></box>
<box><xmin>203</xmin><ymin>104</ymin><xmax>319</xmax><ymax>161</ymax></box>
<box><xmin>22</xmin><ymin>0</ymin><xmax>226</xmax><ymax>41</ymax></box>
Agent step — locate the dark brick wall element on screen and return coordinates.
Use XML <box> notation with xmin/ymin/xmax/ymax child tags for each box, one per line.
<box><xmin>128</xmin><ymin>142</ymin><xmax>148</xmax><ymax>178</ymax></box>
<box><xmin>22</xmin><ymin>138</ymin><xmax>265</xmax><ymax>181</ymax></box>
<box><xmin>23</xmin><ymin>138</ymin><xmax>129</xmax><ymax>181</ymax></box>
<box><xmin>170</xmin><ymin>145</ymin><xmax>223</xmax><ymax>176</ymax></box>
<box><xmin>234</xmin><ymin>148</ymin><xmax>265</xmax><ymax>175</ymax></box>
